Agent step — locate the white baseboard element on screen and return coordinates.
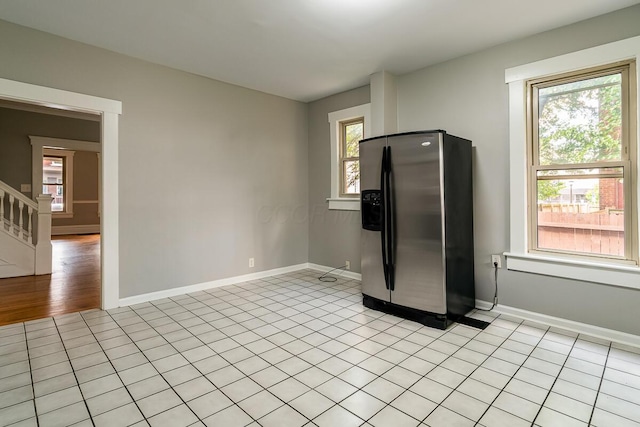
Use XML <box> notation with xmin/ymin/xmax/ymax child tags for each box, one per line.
<box><xmin>307</xmin><ymin>263</ymin><xmax>362</xmax><ymax>281</ymax></box>
<box><xmin>119</xmin><ymin>262</ymin><xmax>362</xmax><ymax>307</ymax></box>
<box><xmin>51</xmin><ymin>224</ymin><xmax>100</xmax><ymax>235</ymax></box>
<box><xmin>476</xmin><ymin>299</ymin><xmax>640</xmax><ymax>348</ymax></box>
<box><xmin>119</xmin><ymin>263</ymin><xmax>310</xmax><ymax>307</ymax></box>
<box><xmin>118</xmin><ymin>262</ymin><xmax>638</xmax><ymax>348</ymax></box>
<box><xmin>0</xmin><ymin>263</ymin><xmax>33</xmax><ymax>279</ymax></box>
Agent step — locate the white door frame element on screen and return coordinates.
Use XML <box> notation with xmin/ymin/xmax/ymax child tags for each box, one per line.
<box><xmin>0</xmin><ymin>77</ymin><xmax>122</xmax><ymax>310</ymax></box>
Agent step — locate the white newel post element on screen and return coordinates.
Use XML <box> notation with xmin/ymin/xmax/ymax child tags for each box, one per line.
<box><xmin>35</xmin><ymin>194</ymin><xmax>53</xmax><ymax>275</ymax></box>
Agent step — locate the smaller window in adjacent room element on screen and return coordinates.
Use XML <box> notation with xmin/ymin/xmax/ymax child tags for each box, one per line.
<box><xmin>42</xmin><ymin>148</ymin><xmax>75</xmax><ymax>217</ymax></box>
<box><xmin>527</xmin><ymin>61</ymin><xmax>637</xmax><ymax>262</ymax></box>
<box><xmin>340</xmin><ymin>117</ymin><xmax>364</xmax><ymax>196</ymax></box>
<box><xmin>43</xmin><ymin>155</ymin><xmax>65</xmax><ymax>212</ymax></box>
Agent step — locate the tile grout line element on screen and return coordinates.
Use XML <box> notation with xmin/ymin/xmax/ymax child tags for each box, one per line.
<box><xmin>3</xmin><ymin>271</ymin><xmax>639</xmax><ymax>427</ymax></box>
<box><xmin>585</xmin><ymin>342</ymin><xmax>640</xmax><ymax>425</ymax></box>
<box><xmin>100</xmin><ymin>275</ymin><xmax>560</xmax><ymax>426</ymax></box>
<box><xmin>147</xmin><ymin>275</ymin><xmax>404</xmax><ymax>424</ymax></box>
<box><xmin>200</xmin><ymin>275</ymin><xmax>443</xmax><ymax>424</ymax></box>
<box><xmin>422</xmin><ymin>316</ymin><xmax>535</xmax><ymax>427</ymax></box>
<box><xmin>530</xmin><ymin>333</ymin><xmax>581</xmax><ymax>425</ymax></box>
<box><xmin>102</xmin><ymin>279</ymin><xmax>301</xmax><ymax>423</ymax></box>
<box><xmin>23</xmin><ymin>324</ymin><xmax>40</xmax><ymax>427</ymax></box>
<box><xmin>587</xmin><ymin>341</ymin><xmax>612</xmax><ymax>426</ymax></box>
<box><xmin>97</xmin><ymin>309</ymin><xmax>213</xmax><ymax>426</ymax></box>
<box><xmin>146</xmin><ymin>275</ymin><xmax>368</xmax><ymax>424</ymax></box>
<box><xmin>354</xmin><ymin>320</ymin><xmax>489</xmax><ymax>424</ymax></box>
<box><xmin>51</xmin><ymin>315</ymin><xmax>96</xmax><ymax>427</ymax></box>
<box><xmin>1</xmin><ymin>296</ymin><xmax>502</xmax><ymax>427</ymax></box>
<box><xmin>76</xmin><ymin>311</ymin><xmax>151</xmax><ymax>426</ymax></box>
<box><xmin>158</xmin><ymin>276</ymin><xmax>496</xmax><ymax>426</ymax></box>
<box><xmin>109</xmin><ymin>278</ymin><xmax>337</xmax><ymax>425</ymax></box>
<box><xmin>144</xmin><ymin>276</ymin><xmax>341</xmax><ymax>424</ymax></box>
<box><xmin>361</xmin><ymin>324</ymin><xmax>486</xmax><ymax>425</ymax></box>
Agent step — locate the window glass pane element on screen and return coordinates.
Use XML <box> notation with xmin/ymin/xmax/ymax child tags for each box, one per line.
<box><xmin>536</xmin><ymin>170</ymin><xmax>624</xmax><ymax>257</ymax></box>
<box><xmin>43</xmin><ymin>156</ymin><xmax>64</xmax><ymax>212</ymax></box>
<box><xmin>344</xmin><ymin>121</ymin><xmax>363</xmax><ymax>158</ymax></box>
<box><xmin>538</xmin><ymin>73</ymin><xmax>622</xmax><ymax>165</ymax></box>
<box><xmin>343</xmin><ymin>160</ymin><xmax>360</xmax><ymax>194</ymax></box>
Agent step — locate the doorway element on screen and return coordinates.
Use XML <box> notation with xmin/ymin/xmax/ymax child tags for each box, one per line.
<box><xmin>0</xmin><ymin>104</ymin><xmax>102</xmax><ymax>324</ymax></box>
<box><xmin>0</xmin><ymin>77</ymin><xmax>121</xmax><ymax>313</ymax></box>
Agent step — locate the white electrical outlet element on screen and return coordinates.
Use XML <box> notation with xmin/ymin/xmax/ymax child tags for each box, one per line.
<box><xmin>345</xmin><ymin>260</ymin><xmax>350</xmax><ymax>270</ymax></box>
<box><xmin>491</xmin><ymin>254</ymin><xmax>502</xmax><ymax>269</ymax></box>
<box><xmin>249</xmin><ymin>258</ymin><xmax>255</xmax><ymax>268</ymax></box>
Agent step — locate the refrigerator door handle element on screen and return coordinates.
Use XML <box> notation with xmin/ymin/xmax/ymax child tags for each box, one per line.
<box><xmin>380</xmin><ymin>146</ymin><xmax>389</xmax><ymax>289</ymax></box>
<box><xmin>386</xmin><ymin>146</ymin><xmax>395</xmax><ymax>291</ymax></box>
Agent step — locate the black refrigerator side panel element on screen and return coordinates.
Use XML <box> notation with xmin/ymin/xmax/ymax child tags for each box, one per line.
<box><xmin>442</xmin><ymin>134</ymin><xmax>475</xmax><ymax>320</ymax></box>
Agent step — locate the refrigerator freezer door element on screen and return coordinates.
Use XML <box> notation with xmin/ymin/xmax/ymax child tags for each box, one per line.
<box><xmin>360</xmin><ymin>137</ymin><xmax>390</xmax><ymax>303</ymax></box>
<box><xmin>388</xmin><ymin>133</ymin><xmax>447</xmax><ymax>314</ymax></box>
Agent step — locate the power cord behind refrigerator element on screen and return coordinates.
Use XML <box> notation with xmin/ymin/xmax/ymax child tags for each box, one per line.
<box><xmin>477</xmin><ymin>261</ymin><xmax>499</xmax><ymax>312</ymax></box>
<box><xmin>318</xmin><ymin>265</ymin><xmax>348</xmax><ymax>282</ymax></box>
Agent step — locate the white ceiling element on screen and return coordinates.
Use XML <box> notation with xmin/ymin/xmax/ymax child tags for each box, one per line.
<box><xmin>1</xmin><ymin>0</ymin><xmax>639</xmax><ymax>102</ymax></box>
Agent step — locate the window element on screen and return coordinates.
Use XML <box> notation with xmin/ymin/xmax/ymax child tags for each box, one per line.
<box><xmin>528</xmin><ymin>63</ymin><xmax>636</xmax><ymax>262</ymax></box>
<box><xmin>505</xmin><ymin>36</ymin><xmax>640</xmax><ymax>289</ymax></box>
<box><xmin>42</xmin><ymin>148</ymin><xmax>74</xmax><ymax>217</ymax></box>
<box><xmin>327</xmin><ymin>103</ymin><xmax>371</xmax><ymax>210</ymax></box>
<box><xmin>340</xmin><ymin>118</ymin><xmax>364</xmax><ymax>196</ymax></box>
<box><xmin>43</xmin><ymin>155</ymin><xmax>65</xmax><ymax>212</ymax></box>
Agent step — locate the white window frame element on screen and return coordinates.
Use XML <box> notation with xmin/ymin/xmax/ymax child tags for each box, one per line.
<box><xmin>31</xmin><ymin>136</ymin><xmax>102</xmax><ymax>219</ymax></box>
<box><xmin>505</xmin><ymin>35</ymin><xmax>640</xmax><ymax>290</ymax></box>
<box><xmin>43</xmin><ymin>148</ymin><xmax>74</xmax><ymax>218</ymax></box>
<box><xmin>327</xmin><ymin>103</ymin><xmax>371</xmax><ymax>211</ymax></box>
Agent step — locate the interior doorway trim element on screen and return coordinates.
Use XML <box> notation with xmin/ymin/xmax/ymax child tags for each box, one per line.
<box><xmin>0</xmin><ymin>77</ymin><xmax>122</xmax><ymax>310</ymax></box>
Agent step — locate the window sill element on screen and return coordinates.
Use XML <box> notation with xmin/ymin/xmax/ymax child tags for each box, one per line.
<box><xmin>504</xmin><ymin>252</ymin><xmax>640</xmax><ymax>290</ymax></box>
<box><xmin>326</xmin><ymin>197</ymin><xmax>360</xmax><ymax>211</ymax></box>
<box><xmin>52</xmin><ymin>212</ymin><xmax>74</xmax><ymax>219</ymax></box>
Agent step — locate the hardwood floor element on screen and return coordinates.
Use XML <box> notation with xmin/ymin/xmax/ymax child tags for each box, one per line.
<box><xmin>0</xmin><ymin>234</ymin><xmax>101</xmax><ymax>326</ymax></box>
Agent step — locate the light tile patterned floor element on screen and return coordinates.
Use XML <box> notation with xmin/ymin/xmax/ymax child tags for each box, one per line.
<box><xmin>1</xmin><ymin>269</ymin><xmax>639</xmax><ymax>427</ymax></box>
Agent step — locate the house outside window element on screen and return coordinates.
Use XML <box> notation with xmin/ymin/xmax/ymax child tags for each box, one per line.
<box><xmin>505</xmin><ymin>35</ymin><xmax>640</xmax><ymax>289</ymax></box>
<box><xmin>327</xmin><ymin>103</ymin><xmax>371</xmax><ymax>211</ymax></box>
<box><xmin>42</xmin><ymin>148</ymin><xmax>74</xmax><ymax>218</ymax></box>
<box><xmin>528</xmin><ymin>63</ymin><xmax>636</xmax><ymax>262</ymax></box>
<box><xmin>340</xmin><ymin>118</ymin><xmax>364</xmax><ymax>196</ymax></box>
<box><xmin>43</xmin><ymin>155</ymin><xmax>65</xmax><ymax>211</ymax></box>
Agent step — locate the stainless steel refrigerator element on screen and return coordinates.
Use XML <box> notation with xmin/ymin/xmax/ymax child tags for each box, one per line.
<box><xmin>360</xmin><ymin>130</ymin><xmax>475</xmax><ymax>329</ymax></box>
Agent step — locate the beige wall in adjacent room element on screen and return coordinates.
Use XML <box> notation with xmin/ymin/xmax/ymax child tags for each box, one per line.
<box><xmin>0</xmin><ymin>107</ymin><xmax>99</xmax><ymax>195</ymax></box>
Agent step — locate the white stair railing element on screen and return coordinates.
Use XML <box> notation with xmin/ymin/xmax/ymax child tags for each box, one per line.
<box><xmin>0</xmin><ymin>180</ymin><xmax>53</xmax><ymax>275</ymax></box>
<box><xmin>0</xmin><ymin>182</ymin><xmax>38</xmax><ymax>245</ymax></box>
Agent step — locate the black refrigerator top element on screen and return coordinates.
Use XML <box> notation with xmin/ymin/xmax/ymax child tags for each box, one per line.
<box><xmin>359</xmin><ymin>129</ymin><xmax>447</xmax><ymax>144</ymax></box>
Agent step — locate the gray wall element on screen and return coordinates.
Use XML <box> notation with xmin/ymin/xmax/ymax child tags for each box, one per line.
<box><xmin>0</xmin><ymin>20</ymin><xmax>309</xmax><ymax>298</ymax></box>
<box><xmin>307</xmin><ymin>6</ymin><xmax>640</xmax><ymax>335</ymax></box>
<box><xmin>308</xmin><ymin>86</ymin><xmax>370</xmax><ymax>272</ymax></box>
<box><xmin>2</xmin><ymin>5</ymin><xmax>639</xmax><ymax>334</ymax></box>
<box><xmin>395</xmin><ymin>5</ymin><xmax>640</xmax><ymax>335</ymax></box>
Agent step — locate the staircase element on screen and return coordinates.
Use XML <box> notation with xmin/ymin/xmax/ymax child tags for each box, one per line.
<box><xmin>0</xmin><ymin>180</ymin><xmax>52</xmax><ymax>278</ymax></box>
